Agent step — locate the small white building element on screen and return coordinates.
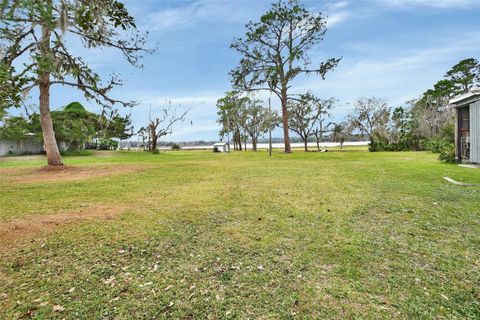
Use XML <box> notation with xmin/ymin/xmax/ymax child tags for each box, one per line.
<box><xmin>212</xmin><ymin>142</ymin><xmax>230</xmax><ymax>153</ymax></box>
<box><xmin>450</xmin><ymin>89</ymin><xmax>480</xmax><ymax>163</ymax></box>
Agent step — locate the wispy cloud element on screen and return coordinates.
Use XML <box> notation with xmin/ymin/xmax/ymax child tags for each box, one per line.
<box><xmin>377</xmin><ymin>0</ymin><xmax>479</xmax><ymax>9</ymax></box>
<box><xmin>146</xmin><ymin>0</ymin><xmax>257</xmax><ymax>31</ymax></box>
<box><xmin>322</xmin><ymin>1</ymin><xmax>351</xmax><ymax>28</ymax></box>
<box><xmin>142</xmin><ymin>92</ymin><xmax>221</xmax><ymax>107</ymax></box>
<box><xmin>295</xmin><ymin>30</ymin><xmax>480</xmax><ymax>115</ymax></box>
<box><xmin>327</xmin><ymin>11</ymin><xmax>350</xmax><ymax>27</ymax></box>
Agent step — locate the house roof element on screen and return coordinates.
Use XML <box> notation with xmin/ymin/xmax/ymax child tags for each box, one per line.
<box><xmin>449</xmin><ymin>88</ymin><xmax>480</xmax><ymax>107</ymax></box>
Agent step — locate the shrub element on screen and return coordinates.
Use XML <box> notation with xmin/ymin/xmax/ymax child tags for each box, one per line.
<box><xmin>97</xmin><ymin>138</ymin><xmax>118</xmax><ymax>150</ymax></box>
<box><xmin>424</xmin><ymin>138</ymin><xmax>450</xmax><ymax>154</ymax></box>
<box><xmin>438</xmin><ymin>143</ymin><xmax>456</xmax><ymax>163</ymax></box>
<box><xmin>171</xmin><ymin>143</ymin><xmax>181</xmax><ymax>150</ymax></box>
<box><xmin>369</xmin><ymin>139</ymin><xmax>396</xmax><ymax>152</ymax></box>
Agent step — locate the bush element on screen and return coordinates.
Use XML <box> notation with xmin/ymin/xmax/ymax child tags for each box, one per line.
<box><xmin>424</xmin><ymin>138</ymin><xmax>450</xmax><ymax>154</ymax></box>
<box><xmin>97</xmin><ymin>138</ymin><xmax>118</xmax><ymax>150</ymax></box>
<box><xmin>171</xmin><ymin>143</ymin><xmax>181</xmax><ymax>150</ymax></box>
<box><xmin>369</xmin><ymin>139</ymin><xmax>398</xmax><ymax>152</ymax></box>
<box><xmin>438</xmin><ymin>143</ymin><xmax>456</xmax><ymax>163</ymax></box>
<box><xmin>369</xmin><ymin>140</ymin><xmax>386</xmax><ymax>152</ymax></box>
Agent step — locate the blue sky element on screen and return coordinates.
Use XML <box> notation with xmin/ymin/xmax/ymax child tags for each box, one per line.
<box><xmin>22</xmin><ymin>0</ymin><xmax>480</xmax><ymax>141</ymax></box>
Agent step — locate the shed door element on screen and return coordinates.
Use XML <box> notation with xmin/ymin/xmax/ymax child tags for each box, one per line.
<box><xmin>458</xmin><ymin>106</ymin><xmax>470</xmax><ymax>161</ymax></box>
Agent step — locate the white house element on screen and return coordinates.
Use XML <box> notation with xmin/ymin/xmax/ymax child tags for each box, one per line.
<box><xmin>212</xmin><ymin>142</ymin><xmax>230</xmax><ymax>153</ymax></box>
<box><xmin>450</xmin><ymin>89</ymin><xmax>480</xmax><ymax>164</ymax></box>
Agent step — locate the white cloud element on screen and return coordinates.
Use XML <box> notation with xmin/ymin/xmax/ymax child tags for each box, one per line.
<box><xmin>146</xmin><ymin>0</ymin><xmax>259</xmax><ymax>31</ymax></box>
<box><xmin>295</xmin><ymin>30</ymin><xmax>480</xmax><ymax>117</ymax></box>
<box><xmin>321</xmin><ymin>1</ymin><xmax>351</xmax><ymax>28</ymax></box>
<box><xmin>147</xmin><ymin>3</ymin><xmax>200</xmax><ymax>31</ymax></box>
<box><xmin>142</xmin><ymin>92</ymin><xmax>221</xmax><ymax>107</ymax></box>
<box><xmin>327</xmin><ymin>11</ymin><xmax>350</xmax><ymax>27</ymax></box>
<box><xmin>330</xmin><ymin>1</ymin><xmax>350</xmax><ymax>10</ymax></box>
<box><xmin>377</xmin><ymin>0</ymin><xmax>478</xmax><ymax>9</ymax></box>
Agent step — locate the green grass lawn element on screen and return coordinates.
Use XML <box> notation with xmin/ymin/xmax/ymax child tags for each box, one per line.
<box><xmin>0</xmin><ymin>148</ymin><xmax>479</xmax><ymax>319</ymax></box>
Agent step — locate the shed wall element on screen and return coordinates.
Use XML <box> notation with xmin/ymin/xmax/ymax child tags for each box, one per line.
<box><xmin>0</xmin><ymin>139</ymin><xmax>44</xmax><ymax>156</ymax></box>
<box><xmin>470</xmin><ymin>101</ymin><xmax>480</xmax><ymax>163</ymax></box>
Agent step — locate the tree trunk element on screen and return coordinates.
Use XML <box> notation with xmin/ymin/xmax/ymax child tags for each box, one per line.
<box><xmin>252</xmin><ymin>137</ymin><xmax>257</xmax><ymax>151</ymax></box>
<box><xmin>39</xmin><ymin>22</ymin><xmax>63</xmax><ymax>166</ymax></box>
<box><xmin>244</xmin><ymin>139</ymin><xmax>247</xmax><ymax>151</ymax></box>
<box><xmin>281</xmin><ymin>86</ymin><xmax>292</xmax><ymax>153</ymax></box>
<box><xmin>304</xmin><ymin>139</ymin><xmax>308</xmax><ymax>152</ymax></box>
<box><xmin>151</xmin><ymin>139</ymin><xmax>157</xmax><ymax>151</ymax></box>
<box><xmin>151</xmin><ymin>135</ymin><xmax>157</xmax><ymax>151</ymax></box>
<box><xmin>316</xmin><ymin>136</ymin><xmax>320</xmax><ymax>151</ymax></box>
<box><xmin>237</xmin><ymin>133</ymin><xmax>242</xmax><ymax>151</ymax></box>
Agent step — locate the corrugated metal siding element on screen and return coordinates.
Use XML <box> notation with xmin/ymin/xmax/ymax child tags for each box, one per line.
<box><xmin>470</xmin><ymin>101</ymin><xmax>480</xmax><ymax>163</ymax></box>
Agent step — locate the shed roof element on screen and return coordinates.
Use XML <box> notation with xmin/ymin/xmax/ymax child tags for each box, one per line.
<box><xmin>213</xmin><ymin>142</ymin><xmax>228</xmax><ymax>146</ymax></box>
<box><xmin>449</xmin><ymin>88</ymin><xmax>480</xmax><ymax>107</ymax></box>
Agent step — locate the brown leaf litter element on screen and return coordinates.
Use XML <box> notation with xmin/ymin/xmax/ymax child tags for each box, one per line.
<box><xmin>0</xmin><ymin>203</ymin><xmax>128</xmax><ymax>254</ymax></box>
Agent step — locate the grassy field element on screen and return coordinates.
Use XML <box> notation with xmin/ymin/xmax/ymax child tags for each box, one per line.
<box><xmin>0</xmin><ymin>148</ymin><xmax>479</xmax><ymax>319</ymax></box>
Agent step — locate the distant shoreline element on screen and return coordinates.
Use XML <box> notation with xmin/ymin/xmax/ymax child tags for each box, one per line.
<box><xmin>153</xmin><ymin>141</ymin><xmax>370</xmax><ymax>150</ymax></box>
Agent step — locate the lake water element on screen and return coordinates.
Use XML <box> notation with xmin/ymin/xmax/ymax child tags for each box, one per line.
<box><xmin>176</xmin><ymin>141</ymin><xmax>369</xmax><ymax>150</ymax></box>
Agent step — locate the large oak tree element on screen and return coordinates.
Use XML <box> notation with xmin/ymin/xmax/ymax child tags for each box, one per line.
<box><xmin>0</xmin><ymin>0</ymin><xmax>150</xmax><ymax>165</ymax></box>
<box><xmin>287</xmin><ymin>93</ymin><xmax>334</xmax><ymax>151</ymax></box>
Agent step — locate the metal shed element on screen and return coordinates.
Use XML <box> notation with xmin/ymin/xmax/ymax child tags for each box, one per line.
<box><xmin>450</xmin><ymin>89</ymin><xmax>480</xmax><ymax>163</ymax></box>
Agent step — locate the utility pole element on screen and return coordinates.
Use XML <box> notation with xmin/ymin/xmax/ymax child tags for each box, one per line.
<box><xmin>227</xmin><ymin>113</ymin><xmax>231</xmax><ymax>153</ymax></box>
<box><xmin>268</xmin><ymin>97</ymin><xmax>272</xmax><ymax>157</ymax></box>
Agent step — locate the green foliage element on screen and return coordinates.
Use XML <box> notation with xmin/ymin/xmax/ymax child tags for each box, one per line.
<box><xmin>361</xmin><ymin>58</ymin><xmax>477</xmax><ymax>154</ymax></box>
<box><xmin>0</xmin><ymin>63</ymin><xmax>32</xmax><ymax>117</ymax></box>
<box><xmin>0</xmin><ymin>102</ymin><xmax>132</xmax><ymax>151</ymax></box>
<box><xmin>424</xmin><ymin>138</ymin><xmax>451</xmax><ymax>154</ymax></box>
<box><xmin>64</xmin><ymin>101</ymin><xmax>87</xmax><ymax>113</ymax></box>
<box><xmin>171</xmin><ymin>143</ymin><xmax>181</xmax><ymax>150</ymax></box>
<box><xmin>50</xmin><ymin>109</ymin><xmax>97</xmax><ymax>151</ymax></box>
<box><xmin>0</xmin><ymin>116</ymin><xmax>34</xmax><ymax>141</ymax></box>
<box><xmin>216</xmin><ymin>91</ymin><xmax>249</xmax><ymax>149</ymax></box>
<box><xmin>98</xmin><ymin>113</ymin><xmax>133</xmax><ymax>141</ymax></box>
<box><xmin>97</xmin><ymin>138</ymin><xmax>119</xmax><ymax>150</ymax></box>
<box><xmin>331</xmin><ymin>122</ymin><xmax>351</xmax><ymax>148</ymax></box>
<box><xmin>440</xmin><ymin>123</ymin><xmax>455</xmax><ymax>143</ymax></box>
<box><xmin>438</xmin><ymin>143</ymin><xmax>456</xmax><ymax>163</ymax></box>
<box><xmin>444</xmin><ymin>58</ymin><xmax>480</xmax><ymax>94</ymax></box>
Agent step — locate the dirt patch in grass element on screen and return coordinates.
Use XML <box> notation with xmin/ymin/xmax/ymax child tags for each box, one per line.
<box><xmin>5</xmin><ymin>164</ymin><xmax>149</xmax><ymax>183</ymax></box>
<box><xmin>0</xmin><ymin>204</ymin><xmax>127</xmax><ymax>254</ymax></box>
